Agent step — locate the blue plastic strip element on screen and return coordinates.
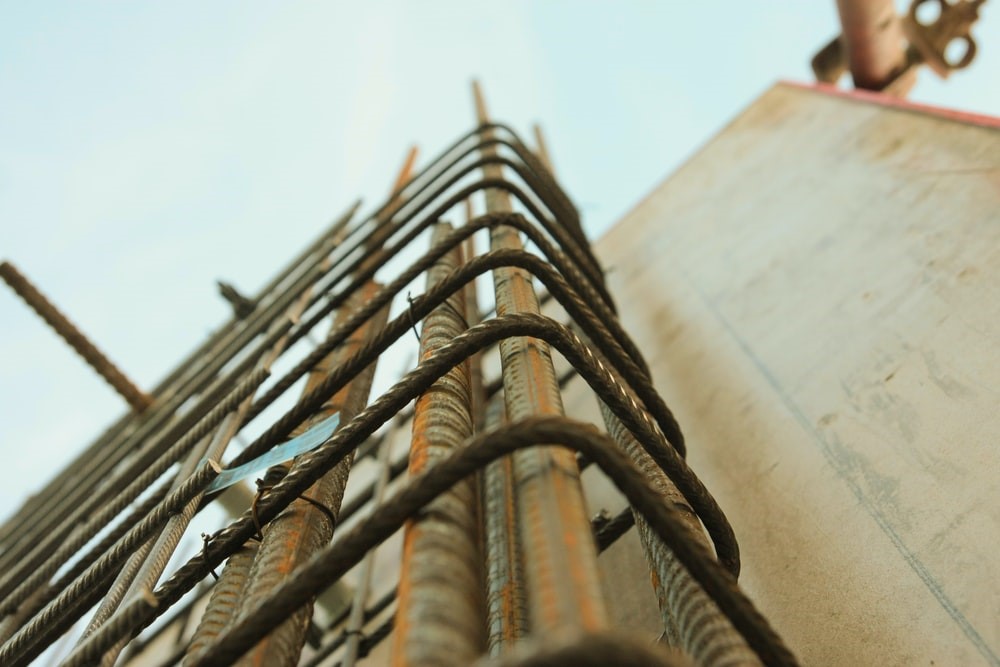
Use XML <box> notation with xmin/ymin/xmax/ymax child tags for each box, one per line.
<box><xmin>207</xmin><ymin>412</ymin><xmax>341</xmax><ymax>493</ymax></box>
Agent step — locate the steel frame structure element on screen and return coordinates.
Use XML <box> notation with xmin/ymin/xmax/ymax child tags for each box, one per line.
<box><xmin>0</xmin><ymin>93</ymin><xmax>796</xmax><ymax>667</ymax></box>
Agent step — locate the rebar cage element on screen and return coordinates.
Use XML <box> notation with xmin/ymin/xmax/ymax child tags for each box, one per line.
<box><xmin>0</xmin><ymin>92</ymin><xmax>796</xmax><ymax>667</ymax></box>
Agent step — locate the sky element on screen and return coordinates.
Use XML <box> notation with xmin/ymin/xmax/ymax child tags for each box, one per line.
<box><xmin>1</xmin><ymin>1</ymin><xmax>998</xmax><ymax>519</ymax></box>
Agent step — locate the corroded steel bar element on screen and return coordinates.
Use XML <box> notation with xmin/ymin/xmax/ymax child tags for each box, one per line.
<box><xmin>183</xmin><ymin>542</ymin><xmax>259</xmax><ymax>665</ymax></box>
<box><xmin>393</xmin><ymin>222</ymin><xmax>484</xmax><ymax>666</ymax></box>
<box><xmin>482</xmin><ymin>397</ymin><xmax>527</xmax><ymax>655</ymax></box>
<box><xmin>184</xmin><ymin>416</ymin><xmax>795</xmax><ymax>667</ymax></box>
<box><xmin>474</xmin><ymin>81</ymin><xmax>608</xmax><ymax>637</ymax></box>
<box><xmin>531</xmin><ymin>124</ymin><xmax>553</xmax><ymax>176</ymax></box>
<box><xmin>0</xmin><ymin>342</ymin><xmax>266</xmax><ymax>576</ymax></box>
<box><xmin>81</xmin><ymin>533</ymin><xmax>159</xmax><ymax>640</ymax></box>
<box><xmin>0</xmin><ymin>461</ymin><xmax>222</xmax><ymax>667</ymax></box>
<box><xmin>340</xmin><ymin>423</ymin><xmax>393</xmax><ymax>667</ymax></box>
<box><xmin>391</xmin><ymin>147</ymin><xmax>420</xmax><ymax>197</ymax></box>
<box><xmin>0</xmin><ymin>369</ymin><xmax>268</xmax><ymax>618</ymax></box>
<box><xmin>542</xmin><ymin>125</ymin><xmax>757</xmax><ymax>665</ymax></box>
<box><xmin>4</xmin><ymin>199</ymin><xmax>364</xmax><ymax>560</ymax></box>
<box><xmin>60</xmin><ymin>588</ymin><xmax>158</xmax><ymax>667</ymax></box>
<box><xmin>228</xmin><ymin>281</ymin><xmax>388</xmax><ymax>667</ymax></box>
<box><xmin>0</xmin><ymin>260</ymin><xmax>150</xmax><ymax>411</ymax></box>
<box><xmin>89</xmin><ymin>226</ymin><xmax>347</xmax><ymax>666</ymax></box>
<box><xmin>598</xmin><ymin>398</ymin><xmax>759</xmax><ymax>665</ymax></box>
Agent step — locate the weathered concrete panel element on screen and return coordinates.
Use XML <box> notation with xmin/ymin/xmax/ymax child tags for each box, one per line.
<box><xmin>593</xmin><ymin>82</ymin><xmax>1000</xmax><ymax>666</ymax></box>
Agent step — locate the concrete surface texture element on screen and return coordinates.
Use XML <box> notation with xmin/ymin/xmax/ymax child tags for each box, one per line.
<box><xmin>589</xmin><ymin>82</ymin><xmax>1000</xmax><ymax>665</ymax></box>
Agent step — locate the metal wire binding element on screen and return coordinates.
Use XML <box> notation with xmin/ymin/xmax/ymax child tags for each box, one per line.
<box><xmin>0</xmin><ymin>113</ymin><xmax>796</xmax><ymax>667</ymax></box>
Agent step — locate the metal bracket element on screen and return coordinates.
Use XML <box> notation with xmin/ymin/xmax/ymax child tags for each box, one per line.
<box><xmin>811</xmin><ymin>0</ymin><xmax>987</xmax><ymax>91</ymax></box>
<box><xmin>903</xmin><ymin>0</ymin><xmax>985</xmax><ymax>77</ymax></box>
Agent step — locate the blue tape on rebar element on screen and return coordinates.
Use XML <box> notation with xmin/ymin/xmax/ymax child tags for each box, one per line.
<box><xmin>207</xmin><ymin>412</ymin><xmax>341</xmax><ymax>493</ymax></box>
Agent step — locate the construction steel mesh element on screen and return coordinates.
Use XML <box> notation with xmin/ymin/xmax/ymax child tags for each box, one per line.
<box><xmin>0</xmin><ymin>104</ymin><xmax>796</xmax><ymax>667</ymax></box>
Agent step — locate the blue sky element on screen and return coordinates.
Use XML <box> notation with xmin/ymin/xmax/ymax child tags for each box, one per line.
<box><xmin>1</xmin><ymin>1</ymin><xmax>998</xmax><ymax>517</ymax></box>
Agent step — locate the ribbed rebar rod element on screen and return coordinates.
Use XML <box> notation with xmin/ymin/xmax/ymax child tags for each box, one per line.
<box><xmin>598</xmin><ymin>397</ymin><xmax>759</xmax><ymax>666</ymax></box>
<box><xmin>0</xmin><ymin>460</ymin><xmax>221</xmax><ymax>667</ymax></box>
<box><xmin>554</xmin><ymin>133</ymin><xmax>757</xmax><ymax>666</ymax></box>
<box><xmin>340</xmin><ymin>417</ymin><xmax>394</xmax><ymax>667</ymax></box>
<box><xmin>0</xmin><ymin>369</ymin><xmax>269</xmax><ymax>618</ymax></box>
<box><xmin>482</xmin><ymin>395</ymin><xmax>527</xmax><ymax>656</ymax></box>
<box><xmin>228</xmin><ymin>282</ymin><xmax>388</xmax><ymax>667</ymax></box>
<box><xmin>180</xmin><ymin>247</ymin><xmax>351</xmax><ymax>666</ymax></box>
<box><xmin>81</xmin><ymin>531</ymin><xmax>160</xmax><ymax>640</ymax></box>
<box><xmin>0</xmin><ymin>123</ymin><xmax>576</xmax><ymax>552</ymax></box>
<box><xmin>232</xmin><ymin>262</ymin><xmax>729</xmax><ymax>572</ymax></box>
<box><xmin>222</xmin><ymin>156</ymin><xmax>414</xmax><ymax>666</ymax></box>
<box><xmin>225</xmin><ymin>251</ymin><xmax>727</xmax><ymax>572</ymax></box>
<box><xmin>0</xmin><ymin>345</ymin><xmax>268</xmax><ymax>577</ymax></box>
<box><xmin>308</xmin><ymin>499</ymin><xmax>642</xmax><ymax>667</ymax></box>
<box><xmin>60</xmin><ymin>588</ymin><xmax>158</xmax><ymax>667</ymax></box>
<box><xmin>473</xmin><ymin>632</ymin><xmax>684</xmax><ymax>667</ymax></box>
<box><xmin>0</xmin><ymin>260</ymin><xmax>151</xmax><ymax>411</ymax></box>
<box><xmin>186</xmin><ymin>417</ymin><xmax>796</xmax><ymax>667</ymax></box>
<box><xmin>76</xmin><ymin>311</ymin><xmax>739</xmax><ymax>664</ymax></box>
<box><xmin>183</xmin><ymin>541</ymin><xmax>259</xmax><ymax>665</ymax></box>
<box><xmin>393</xmin><ymin>222</ymin><xmax>484</xmax><ymax>665</ymax></box>
<box><xmin>475</xmin><ymin>81</ymin><xmax>608</xmax><ymax>637</ymax></box>
<box><xmin>2</xmin><ymin>200</ymin><xmax>364</xmax><ymax>561</ymax></box>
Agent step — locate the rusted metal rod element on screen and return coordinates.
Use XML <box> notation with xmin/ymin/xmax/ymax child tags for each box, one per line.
<box><xmin>474</xmin><ymin>81</ymin><xmax>609</xmax><ymax>640</ymax></box>
<box><xmin>229</xmin><ymin>282</ymin><xmax>388</xmax><ymax>667</ymax></box>
<box><xmin>0</xmin><ymin>260</ymin><xmax>151</xmax><ymax>411</ymax></box>
<box><xmin>393</xmin><ymin>222</ymin><xmax>484</xmax><ymax>665</ymax></box>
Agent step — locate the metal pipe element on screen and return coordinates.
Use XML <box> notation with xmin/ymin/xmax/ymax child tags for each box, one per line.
<box><xmin>834</xmin><ymin>0</ymin><xmax>909</xmax><ymax>90</ymax></box>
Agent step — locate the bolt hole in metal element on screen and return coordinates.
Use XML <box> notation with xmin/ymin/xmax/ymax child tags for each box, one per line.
<box><xmin>915</xmin><ymin>0</ymin><xmax>944</xmax><ymax>26</ymax></box>
<box><xmin>944</xmin><ymin>35</ymin><xmax>973</xmax><ymax>67</ymax></box>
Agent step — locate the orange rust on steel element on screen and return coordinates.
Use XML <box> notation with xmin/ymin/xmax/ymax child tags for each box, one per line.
<box><xmin>473</xmin><ymin>81</ymin><xmax>608</xmax><ymax>636</ymax></box>
<box><xmin>182</xmin><ymin>246</ymin><xmax>344</xmax><ymax>667</ymax></box>
<box><xmin>532</xmin><ymin>124</ymin><xmax>554</xmax><ymax>174</ymax></box>
<box><xmin>393</xmin><ymin>222</ymin><xmax>484</xmax><ymax>666</ymax></box>
<box><xmin>0</xmin><ymin>261</ymin><xmax>151</xmax><ymax>412</ymax></box>
<box><xmin>541</xmin><ymin>133</ymin><xmax>756</xmax><ymax>665</ymax></box>
<box><xmin>231</xmin><ymin>281</ymin><xmax>389</xmax><ymax>667</ymax></box>
<box><xmin>482</xmin><ymin>396</ymin><xmax>528</xmax><ymax>655</ymax></box>
<box><xmin>835</xmin><ymin>0</ymin><xmax>910</xmax><ymax>91</ymax></box>
<box><xmin>391</xmin><ymin>146</ymin><xmax>420</xmax><ymax>197</ymax></box>
<box><xmin>362</xmin><ymin>145</ymin><xmax>419</xmax><ymax>263</ymax></box>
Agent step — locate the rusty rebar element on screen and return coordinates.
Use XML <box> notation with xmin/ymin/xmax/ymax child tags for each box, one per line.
<box><xmin>0</xmin><ymin>118</ymin><xmax>788</xmax><ymax>667</ymax></box>
<box><xmin>225</xmin><ymin>282</ymin><xmax>389</xmax><ymax>667</ymax></box>
<box><xmin>476</xmin><ymin>82</ymin><xmax>608</xmax><ymax>638</ymax></box>
<box><xmin>184</xmin><ymin>417</ymin><xmax>796</xmax><ymax>667</ymax></box>
<box><xmin>393</xmin><ymin>222</ymin><xmax>484</xmax><ymax>666</ymax></box>
<box><xmin>0</xmin><ymin>260</ymin><xmax>151</xmax><ymax>411</ymax></box>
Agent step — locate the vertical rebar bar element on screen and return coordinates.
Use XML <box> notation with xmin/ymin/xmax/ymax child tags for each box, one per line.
<box><xmin>180</xmin><ymin>239</ymin><xmax>350</xmax><ymax>666</ymax></box>
<box><xmin>473</xmin><ymin>81</ymin><xmax>608</xmax><ymax>639</ymax></box>
<box><xmin>547</xmin><ymin>123</ymin><xmax>759</xmax><ymax>666</ymax></box>
<box><xmin>340</xmin><ymin>419</ymin><xmax>394</xmax><ymax>667</ymax></box>
<box><xmin>227</xmin><ymin>281</ymin><xmax>389</xmax><ymax>667</ymax></box>
<box><xmin>392</xmin><ymin>222</ymin><xmax>484</xmax><ymax>666</ymax></box>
